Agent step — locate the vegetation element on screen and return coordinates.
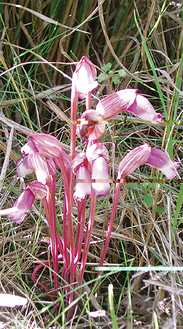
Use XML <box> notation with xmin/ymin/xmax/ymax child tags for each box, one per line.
<box><xmin>0</xmin><ymin>0</ymin><xmax>182</xmax><ymax>328</ymax></box>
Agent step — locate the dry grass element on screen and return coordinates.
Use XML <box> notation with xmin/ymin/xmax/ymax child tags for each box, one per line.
<box><xmin>0</xmin><ymin>0</ymin><xmax>183</xmax><ymax>328</ymax></box>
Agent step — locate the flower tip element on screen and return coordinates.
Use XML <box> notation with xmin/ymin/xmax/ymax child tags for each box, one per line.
<box><xmin>73</xmin><ymin>56</ymin><xmax>98</xmax><ymax>99</ymax></box>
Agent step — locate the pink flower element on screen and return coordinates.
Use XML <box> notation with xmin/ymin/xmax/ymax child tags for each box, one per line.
<box><xmin>87</xmin><ymin>143</ymin><xmax>110</xmax><ymax>196</ymax></box>
<box><xmin>147</xmin><ymin>148</ymin><xmax>180</xmax><ymax>179</ymax></box>
<box><xmin>17</xmin><ymin>151</ymin><xmax>51</xmax><ymax>185</ymax></box>
<box><xmin>77</xmin><ymin>110</ymin><xmax>105</xmax><ymax>142</ymax></box>
<box><xmin>117</xmin><ymin>144</ymin><xmax>180</xmax><ymax>180</ymax></box>
<box><xmin>72</xmin><ymin>152</ymin><xmax>91</xmax><ymax>201</ymax></box>
<box><xmin>91</xmin><ymin>157</ymin><xmax>110</xmax><ymax>196</ymax></box>
<box><xmin>74</xmin><ymin>165</ymin><xmax>91</xmax><ymax>201</ymax></box>
<box><xmin>127</xmin><ymin>94</ymin><xmax>162</xmax><ymax>122</ymax></box>
<box><xmin>117</xmin><ymin>143</ymin><xmax>151</xmax><ymax>180</ymax></box>
<box><xmin>21</xmin><ymin>139</ymin><xmax>38</xmax><ymax>156</ymax></box>
<box><xmin>28</xmin><ymin>181</ymin><xmax>47</xmax><ymax>199</ymax></box>
<box><xmin>72</xmin><ymin>56</ymin><xmax>98</xmax><ymax>99</ymax></box>
<box><xmin>16</xmin><ymin>158</ymin><xmax>33</xmax><ymax>178</ymax></box>
<box><xmin>27</xmin><ymin>152</ymin><xmax>51</xmax><ymax>184</ymax></box>
<box><xmin>86</xmin><ymin>143</ymin><xmax>109</xmax><ymax>162</ymax></box>
<box><xmin>30</xmin><ymin>133</ymin><xmax>63</xmax><ymax>158</ymax></box>
<box><xmin>6</xmin><ymin>189</ymin><xmax>35</xmax><ymax>224</ymax></box>
<box><xmin>96</xmin><ymin>89</ymin><xmax>137</xmax><ymax>119</ymax></box>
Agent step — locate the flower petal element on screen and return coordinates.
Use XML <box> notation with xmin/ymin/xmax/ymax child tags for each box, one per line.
<box><xmin>147</xmin><ymin>148</ymin><xmax>180</xmax><ymax>179</ymax></box>
<box><xmin>117</xmin><ymin>143</ymin><xmax>151</xmax><ymax>179</ymax></box>
<box><xmin>86</xmin><ymin>143</ymin><xmax>109</xmax><ymax>163</ymax></box>
<box><xmin>7</xmin><ymin>189</ymin><xmax>35</xmax><ymax>224</ymax></box>
<box><xmin>96</xmin><ymin>89</ymin><xmax>137</xmax><ymax>119</ymax></box>
<box><xmin>77</xmin><ymin>110</ymin><xmax>105</xmax><ymax>141</ymax></box>
<box><xmin>16</xmin><ymin>158</ymin><xmax>33</xmax><ymax>178</ymax></box>
<box><xmin>74</xmin><ymin>165</ymin><xmax>91</xmax><ymax>201</ymax></box>
<box><xmin>126</xmin><ymin>94</ymin><xmax>162</xmax><ymax>122</ymax></box>
<box><xmin>73</xmin><ymin>56</ymin><xmax>98</xmax><ymax>99</ymax></box>
<box><xmin>21</xmin><ymin>139</ymin><xmax>38</xmax><ymax>156</ymax></box>
<box><xmin>30</xmin><ymin>133</ymin><xmax>63</xmax><ymax>158</ymax></box>
<box><xmin>91</xmin><ymin>157</ymin><xmax>110</xmax><ymax>196</ymax></box>
<box><xmin>27</xmin><ymin>152</ymin><xmax>50</xmax><ymax>184</ymax></box>
<box><xmin>28</xmin><ymin>181</ymin><xmax>47</xmax><ymax>199</ymax></box>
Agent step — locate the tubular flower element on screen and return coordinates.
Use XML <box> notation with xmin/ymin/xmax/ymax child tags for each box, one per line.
<box><xmin>18</xmin><ymin>134</ymin><xmax>61</xmax><ymax>183</ymax></box>
<box><xmin>74</xmin><ymin>165</ymin><xmax>91</xmax><ymax>201</ymax></box>
<box><xmin>1</xmin><ymin>181</ymin><xmax>47</xmax><ymax>224</ymax></box>
<box><xmin>117</xmin><ymin>143</ymin><xmax>151</xmax><ymax>180</ymax></box>
<box><xmin>91</xmin><ymin>157</ymin><xmax>110</xmax><ymax>196</ymax></box>
<box><xmin>126</xmin><ymin>94</ymin><xmax>162</xmax><ymax>122</ymax></box>
<box><xmin>147</xmin><ymin>148</ymin><xmax>180</xmax><ymax>179</ymax></box>
<box><xmin>72</xmin><ymin>56</ymin><xmax>98</xmax><ymax>99</ymax></box>
<box><xmin>96</xmin><ymin>89</ymin><xmax>138</xmax><ymax>119</ymax></box>
<box><xmin>87</xmin><ymin>143</ymin><xmax>110</xmax><ymax>196</ymax></box>
<box><xmin>30</xmin><ymin>133</ymin><xmax>63</xmax><ymax>158</ymax></box>
<box><xmin>72</xmin><ymin>153</ymin><xmax>91</xmax><ymax>201</ymax></box>
<box><xmin>6</xmin><ymin>189</ymin><xmax>35</xmax><ymax>224</ymax></box>
<box><xmin>27</xmin><ymin>181</ymin><xmax>47</xmax><ymax>199</ymax></box>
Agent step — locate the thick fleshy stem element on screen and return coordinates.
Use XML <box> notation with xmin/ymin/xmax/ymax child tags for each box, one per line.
<box><xmin>78</xmin><ymin>192</ymin><xmax>97</xmax><ymax>288</ymax></box>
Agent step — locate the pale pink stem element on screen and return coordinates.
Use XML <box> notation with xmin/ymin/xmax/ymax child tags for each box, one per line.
<box><xmin>74</xmin><ymin>199</ymin><xmax>86</xmax><ymax>270</ymax></box>
<box><xmin>78</xmin><ymin>193</ymin><xmax>97</xmax><ymax>287</ymax></box>
<box><xmin>85</xmin><ymin>91</ymin><xmax>91</xmax><ymax>110</ymax></box>
<box><xmin>70</xmin><ymin>84</ymin><xmax>78</xmax><ymax>161</ymax></box>
<box><xmin>61</xmin><ymin>197</ymin><xmax>69</xmax><ymax>280</ymax></box>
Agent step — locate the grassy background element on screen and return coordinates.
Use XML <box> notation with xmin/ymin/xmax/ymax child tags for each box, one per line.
<box><xmin>0</xmin><ymin>0</ymin><xmax>183</xmax><ymax>328</ymax></box>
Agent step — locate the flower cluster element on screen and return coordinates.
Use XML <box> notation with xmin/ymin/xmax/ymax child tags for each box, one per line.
<box><xmin>0</xmin><ymin>56</ymin><xmax>180</xmax><ymax>318</ymax></box>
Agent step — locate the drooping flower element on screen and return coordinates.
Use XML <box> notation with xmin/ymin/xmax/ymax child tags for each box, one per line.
<box><xmin>0</xmin><ymin>181</ymin><xmax>47</xmax><ymax>224</ymax></box>
<box><xmin>5</xmin><ymin>189</ymin><xmax>35</xmax><ymax>224</ymax></box>
<box><xmin>117</xmin><ymin>143</ymin><xmax>151</xmax><ymax>180</ymax></box>
<box><xmin>27</xmin><ymin>181</ymin><xmax>47</xmax><ymax>199</ymax></box>
<box><xmin>96</xmin><ymin>89</ymin><xmax>137</xmax><ymax>119</ymax></box>
<box><xmin>74</xmin><ymin>165</ymin><xmax>91</xmax><ymax>201</ymax></box>
<box><xmin>72</xmin><ymin>56</ymin><xmax>98</xmax><ymax>99</ymax></box>
<box><xmin>30</xmin><ymin>133</ymin><xmax>63</xmax><ymax>158</ymax></box>
<box><xmin>72</xmin><ymin>153</ymin><xmax>91</xmax><ymax>201</ymax></box>
<box><xmin>147</xmin><ymin>148</ymin><xmax>180</xmax><ymax>179</ymax></box>
<box><xmin>87</xmin><ymin>143</ymin><xmax>110</xmax><ymax>196</ymax></box>
<box><xmin>117</xmin><ymin>144</ymin><xmax>180</xmax><ymax>181</ymax></box>
<box><xmin>126</xmin><ymin>94</ymin><xmax>162</xmax><ymax>122</ymax></box>
<box><xmin>91</xmin><ymin>157</ymin><xmax>110</xmax><ymax>196</ymax></box>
